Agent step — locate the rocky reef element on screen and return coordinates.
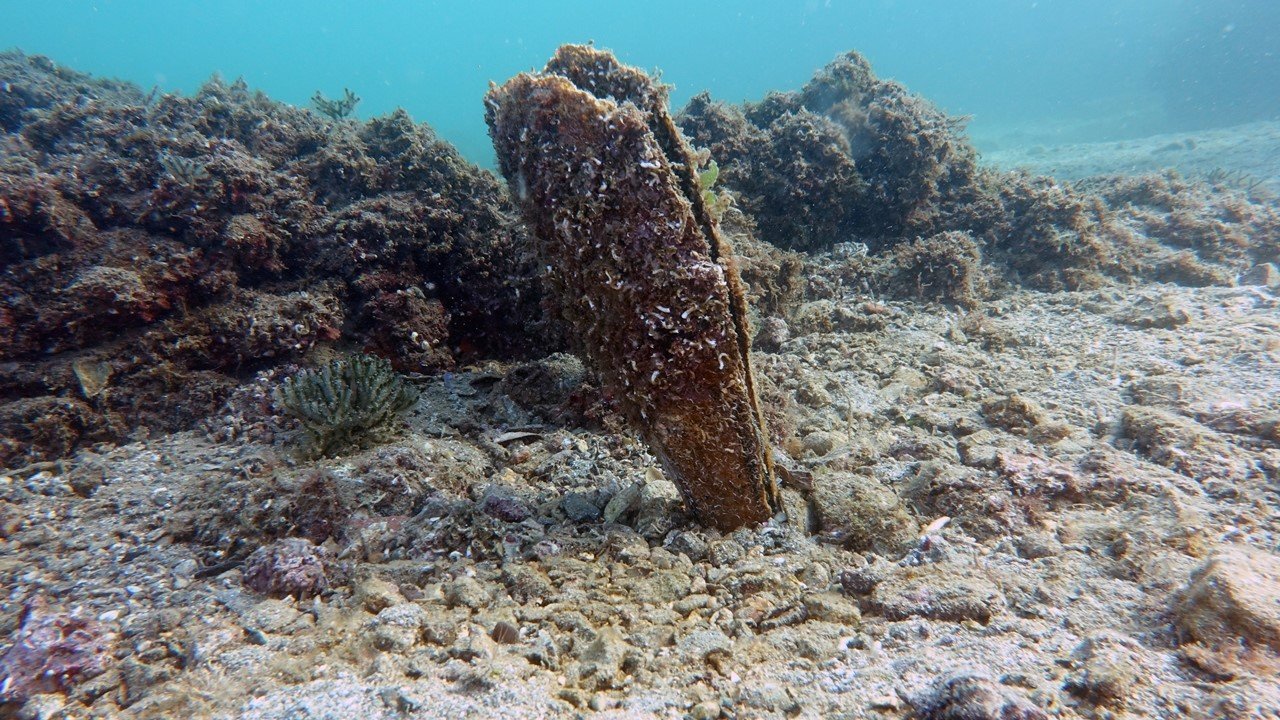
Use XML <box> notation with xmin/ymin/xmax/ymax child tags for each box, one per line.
<box><xmin>0</xmin><ymin>51</ymin><xmax>542</xmax><ymax>466</ymax></box>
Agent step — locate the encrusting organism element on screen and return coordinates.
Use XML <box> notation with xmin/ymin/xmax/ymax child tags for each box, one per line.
<box><xmin>272</xmin><ymin>353</ymin><xmax>419</xmax><ymax>456</ymax></box>
<box><xmin>485</xmin><ymin>44</ymin><xmax>781</xmax><ymax>531</ymax></box>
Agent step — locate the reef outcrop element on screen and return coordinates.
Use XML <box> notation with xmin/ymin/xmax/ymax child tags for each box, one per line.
<box><xmin>485</xmin><ymin>45</ymin><xmax>781</xmax><ymax>530</ymax></box>
<box><xmin>0</xmin><ymin>51</ymin><xmax>542</xmax><ymax>466</ymax></box>
<box><xmin>678</xmin><ymin>51</ymin><xmax>1278</xmax><ymax>294</ymax></box>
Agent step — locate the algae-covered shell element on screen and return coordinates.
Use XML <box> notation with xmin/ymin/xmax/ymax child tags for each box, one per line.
<box><xmin>485</xmin><ymin>44</ymin><xmax>780</xmax><ymax>530</ymax></box>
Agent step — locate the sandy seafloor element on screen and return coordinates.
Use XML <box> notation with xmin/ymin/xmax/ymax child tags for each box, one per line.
<box><xmin>985</xmin><ymin>120</ymin><xmax>1280</xmax><ymax>196</ymax></box>
<box><xmin>3</xmin><ymin>123</ymin><xmax>1280</xmax><ymax>720</ymax></box>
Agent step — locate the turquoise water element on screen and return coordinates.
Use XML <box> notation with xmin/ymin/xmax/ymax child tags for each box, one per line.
<box><xmin>4</xmin><ymin>1</ymin><xmax>1276</xmax><ymax>163</ymax></box>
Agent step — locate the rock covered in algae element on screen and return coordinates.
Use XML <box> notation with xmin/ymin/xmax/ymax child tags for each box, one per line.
<box><xmin>485</xmin><ymin>45</ymin><xmax>780</xmax><ymax>530</ymax></box>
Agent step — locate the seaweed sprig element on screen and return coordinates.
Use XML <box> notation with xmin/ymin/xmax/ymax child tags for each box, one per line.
<box><xmin>311</xmin><ymin>88</ymin><xmax>360</xmax><ymax>120</ymax></box>
<box><xmin>157</xmin><ymin>152</ymin><xmax>209</xmax><ymax>185</ymax></box>
<box><xmin>1203</xmin><ymin>167</ymin><xmax>1265</xmax><ymax>194</ymax></box>
<box><xmin>273</xmin><ymin>354</ymin><xmax>419</xmax><ymax>456</ymax></box>
<box><xmin>696</xmin><ymin>156</ymin><xmax>734</xmax><ymax>221</ymax></box>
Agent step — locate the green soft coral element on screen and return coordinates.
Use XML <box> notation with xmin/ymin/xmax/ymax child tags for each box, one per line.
<box><xmin>273</xmin><ymin>354</ymin><xmax>418</xmax><ymax>456</ymax></box>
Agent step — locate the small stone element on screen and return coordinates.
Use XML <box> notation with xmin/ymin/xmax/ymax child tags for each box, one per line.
<box><xmin>561</xmin><ymin>492</ymin><xmax>601</xmax><ymax>523</ymax></box>
<box><xmin>1064</xmin><ymin>631</ymin><xmax>1143</xmax><ymax>707</ymax></box>
<box><xmin>480</xmin><ymin>485</ymin><xmax>530</xmax><ymax>523</ymax></box>
<box><xmin>241</xmin><ymin>599</ymin><xmax>303</xmax><ymax>634</ymax></box>
<box><xmin>804</xmin><ymin>592</ymin><xmax>862</xmax><ymax>625</ymax></box>
<box><xmin>908</xmin><ymin>672</ymin><xmax>1047</xmax><ymax>720</ymax></box>
<box><xmin>690</xmin><ymin>700</ymin><xmax>721</xmax><ymax>719</ymax></box>
<box><xmin>355</xmin><ymin>577</ymin><xmax>406</xmax><ymax>614</ymax></box>
<box><xmin>370</xmin><ymin>603</ymin><xmax>428</xmax><ymax>652</ymax></box>
<box><xmin>869</xmin><ymin>563</ymin><xmax>1005</xmax><ymax>624</ymax></box>
<box><xmin>1240</xmin><ymin>262</ymin><xmax>1280</xmax><ymax>288</ymax></box>
<box><xmin>1173</xmin><ymin>546</ymin><xmax>1280</xmax><ymax>653</ymax></box>
<box><xmin>443</xmin><ymin>576</ymin><xmax>491</xmax><ymax>609</ymax></box>
<box><xmin>811</xmin><ymin>472</ymin><xmax>918</xmax><ymax>555</ymax></box>
<box><xmin>678</xmin><ymin>628</ymin><xmax>732</xmax><ymax>662</ymax></box>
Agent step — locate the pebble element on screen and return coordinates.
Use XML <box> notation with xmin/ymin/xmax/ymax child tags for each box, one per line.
<box><xmin>354</xmin><ymin>577</ymin><xmax>406</xmax><ymax>614</ymax></box>
<box><xmin>908</xmin><ymin>672</ymin><xmax>1047</xmax><ymax>720</ymax></box>
<box><xmin>242</xmin><ymin>599</ymin><xmax>305</xmax><ymax>635</ymax></box>
<box><xmin>1173</xmin><ymin>546</ymin><xmax>1280</xmax><ymax>653</ymax></box>
<box><xmin>690</xmin><ymin>700</ymin><xmax>721</xmax><ymax>719</ymax></box>
<box><xmin>1239</xmin><ymin>262</ymin><xmax>1280</xmax><ymax>288</ymax></box>
<box><xmin>443</xmin><ymin>576</ymin><xmax>491</xmax><ymax>609</ymax></box>
<box><xmin>868</xmin><ymin>563</ymin><xmax>1005</xmax><ymax>624</ymax></box>
<box><xmin>678</xmin><ymin>628</ymin><xmax>732</xmax><ymax>661</ymax></box>
<box><xmin>369</xmin><ymin>603</ymin><xmax>429</xmax><ymax>652</ymax></box>
<box><xmin>1064</xmin><ymin>631</ymin><xmax>1143</xmax><ymax>707</ymax></box>
<box><xmin>803</xmin><ymin>592</ymin><xmax>861</xmax><ymax>625</ymax></box>
<box><xmin>561</xmin><ymin>492</ymin><xmax>601</xmax><ymax>523</ymax></box>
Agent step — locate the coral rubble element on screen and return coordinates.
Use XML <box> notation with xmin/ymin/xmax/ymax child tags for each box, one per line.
<box><xmin>485</xmin><ymin>45</ymin><xmax>780</xmax><ymax>530</ymax></box>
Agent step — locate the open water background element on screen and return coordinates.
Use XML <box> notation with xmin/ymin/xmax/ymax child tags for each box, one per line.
<box><xmin>3</xmin><ymin>0</ymin><xmax>1277</xmax><ymax>163</ymax></box>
